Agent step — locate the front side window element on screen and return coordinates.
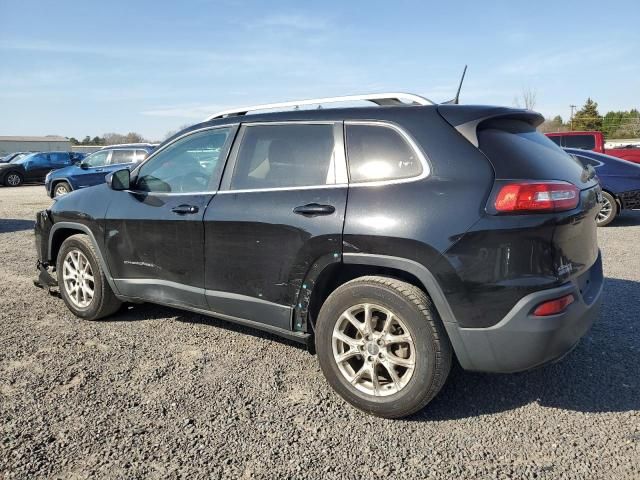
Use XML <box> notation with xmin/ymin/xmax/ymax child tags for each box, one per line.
<box><xmin>84</xmin><ymin>150</ymin><xmax>110</xmax><ymax>167</ymax></box>
<box><xmin>110</xmin><ymin>149</ymin><xmax>136</xmax><ymax>165</ymax></box>
<box><xmin>230</xmin><ymin>124</ymin><xmax>336</xmax><ymax>190</ymax></box>
<box><xmin>346</xmin><ymin>124</ymin><xmax>423</xmax><ymax>183</ymax></box>
<box><xmin>547</xmin><ymin>136</ymin><xmax>562</xmax><ymax>146</ymax></box>
<box><xmin>563</xmin><ymin>135</ymin><xmax>596</xmax><ymax>150</ymax></box>
<box><xmin>136</xmin><ymin>128</ymin><xmax>231</xmax><ymax>193</ymax></box>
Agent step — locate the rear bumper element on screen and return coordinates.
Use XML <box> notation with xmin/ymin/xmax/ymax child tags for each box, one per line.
<box><xmin>451</xmin><ymin>252</ymin><xmax>603</xmax><ymax>373</ymax></box>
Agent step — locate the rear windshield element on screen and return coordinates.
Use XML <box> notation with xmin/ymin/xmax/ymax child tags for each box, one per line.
<box><xmin>477</xmin><ymin>120</ymin><xmax>590</xmax><ymax>186</ymax></box>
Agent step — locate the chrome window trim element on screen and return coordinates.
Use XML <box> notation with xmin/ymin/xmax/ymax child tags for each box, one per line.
<box><xmin>344</xmin><ymin>120</ymin><xmax>431</xmax><ymax>187</ymax></box>
<box><xmin>218</xmin><ymin>184</ymin><xmax>348</xmax><ymax>195</ymax></box>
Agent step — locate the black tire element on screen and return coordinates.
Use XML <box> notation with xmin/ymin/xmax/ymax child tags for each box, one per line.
<box><xmin>56</xmin><ymin>234</ymin><xmax>121</xmax><ymax>320</ymax></box>
<box><xmin>4</xmin><ymin>171</ymin><xmax>23</xmax><ymax>187</ymax></box>
<box><xmin>53</xmin><ymin>181</ymin><xmax>71</xmax><ymax>197</ymax></box>
<box><xmin>597</xmin><ymin>191</ymin><xmax>618</xmax><ymax>227</ymax></box>
<box><xmin>315</xmin><ymin>276</ymin><xmax>452</xmax><ymax>418</ymax></box>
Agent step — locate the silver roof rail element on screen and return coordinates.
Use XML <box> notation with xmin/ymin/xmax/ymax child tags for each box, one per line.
<box><xmin>206</xmin><ymin>92</ymin><xmax>434</xmax><ymax>120</ymax></box>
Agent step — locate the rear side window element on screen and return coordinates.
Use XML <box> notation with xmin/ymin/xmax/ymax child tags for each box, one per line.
<box><xmin>477</xmin><ymin>120</ymin><xmax>587</xmax><ymax>183</ymax></box>
<box><xmin>563</xmin><ymin>135</ymin><xmax>596</xmax><ymax>150</ymax></box>
<box><xmin>547</xmin><ymin>136</ymin><xmax>562</xmax><ymax>146</ymax></box>
<box><xmin>110</xmin><ymin>150</ymin><xmax>136</xmax><ymax>165</ymax></box>
<box><xmin>346</xmin><ymin>124</ymin><xmax>423</xmax><ymax>183</ymax></box>
<box><xmin>230</xmin><ymin>124</ymin><xmax>336</xmax><ymax>190</ymax></box>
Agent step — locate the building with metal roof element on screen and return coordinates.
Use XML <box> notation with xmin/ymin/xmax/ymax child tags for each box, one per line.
<box><xmin>0</xmin><ymin>136</ymin><xmax>71</xmax><ymax>156</ymax></box>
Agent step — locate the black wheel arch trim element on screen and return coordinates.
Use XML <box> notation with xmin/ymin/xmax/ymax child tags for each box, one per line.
<box><xmin>48</xmin><ymin>222</ymin><xmax>121</xmax><ymax>296</ymax></box>
<box><xmin>341</xmin><ymin>252</ymin><xmax>474</xmax><ymax>369</ymax></box>
<box><xmin>50</xmin><ymin>177</ymin><xmax>74</xmax><ymax>195</ymax></box>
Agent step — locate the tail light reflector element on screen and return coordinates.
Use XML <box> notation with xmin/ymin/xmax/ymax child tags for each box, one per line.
<box><xmin>494</xmin><ymin>181</ymin><xmax>579</xmax><ymax>213</ymax></box>
<box><xmin>532</xmin><ymin>294</ymin><xmax>575</xmax><ymax>316</ymax></box>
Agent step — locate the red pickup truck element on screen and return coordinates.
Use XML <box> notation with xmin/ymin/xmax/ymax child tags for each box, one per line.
<box><xmin>545</xmin><ymin>131</ymin><xmax>640</xmax><ymax>164</ymax></box>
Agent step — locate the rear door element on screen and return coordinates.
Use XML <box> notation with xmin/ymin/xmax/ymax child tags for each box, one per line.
<box><xmin>104</xmin><ymin>126</ymin><xmax>236</xmax><ymax>309</ymax></box>
<box><xmin>203</xmin><ymin>122</ymin><xmax>347</xmax><ymax>331</ymax></box>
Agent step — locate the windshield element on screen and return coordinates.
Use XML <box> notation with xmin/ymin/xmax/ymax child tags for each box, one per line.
<box><xmin>12</xmin><ymin>153</ymin><xmax>36</xmax><ymax>164</ymax></box>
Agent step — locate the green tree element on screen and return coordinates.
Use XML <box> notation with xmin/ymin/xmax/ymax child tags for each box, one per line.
<box><xmin>68</xmin><ymin>137</ymin><xmax>79</xmax><ymax>145</ymax></box>
<box><xmin>572</xmin><ymin>98</ymin><xmax>602</xmax><ymax>131</ymax></box>
<box><xmin>81</xmin><ymin>136</ymin><xmax>91</xmax><ymax>145</ymax></box>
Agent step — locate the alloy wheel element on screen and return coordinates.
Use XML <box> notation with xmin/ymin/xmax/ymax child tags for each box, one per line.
<box><xmin>62</xmin><ymin>249</ymin><xmax>95</xmax><ymax>308</ymax></box>
<box><xmin>54</xmin><ymin>184</ymin><xmax>70</xmax><ymax>197</ymax></box>
<box><xmin>6</xmin><ymin>173</ymin><xmax>21</xmax><ymax>186</ymax></box>
<box><xmin>332</xmin><ymin>303</ymin><xmax>416</xmax><ymax>397</ymax></box>
<box><xmin>597</xmin><ymin>196</ymin><xmax>613</xmax><ymax>225</ymax></box>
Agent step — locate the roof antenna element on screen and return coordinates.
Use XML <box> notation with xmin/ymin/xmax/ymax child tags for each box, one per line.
<box><xmin>443</xmin><ymin>65</ymin><xmax>467</xmax><ymax>104</ymax></box>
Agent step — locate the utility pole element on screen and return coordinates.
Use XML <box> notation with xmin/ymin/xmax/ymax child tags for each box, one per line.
<box><xmin>570</xmin><ymin>104</ymin><xmax>576</xmax><ymax>131</ymax></box>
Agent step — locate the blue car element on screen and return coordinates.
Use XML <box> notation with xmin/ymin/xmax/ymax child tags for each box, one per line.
<box><xmin>0</xmin><ymin>152</ymin><xmax>83</xmax><ymax>187</ymax></box>
<box><xmin>45</xmin><ymin>144</ymin><xmax>156</xmax><ymax>197</ymax></box>
<box><xmin>565</xmin><ymin>147</ymin><xmax>640</xmax><ymax>226</ymax></box>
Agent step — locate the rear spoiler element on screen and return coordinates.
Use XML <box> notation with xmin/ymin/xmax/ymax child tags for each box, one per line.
<box><xmin>438</xmin><ymin>105</ymin><xmax>544</xmax><ymax>147</ymax></box>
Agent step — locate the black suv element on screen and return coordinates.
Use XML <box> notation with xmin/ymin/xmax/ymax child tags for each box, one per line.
<box><xmin>34</xmin><ymin>93</ymin><xmax>603</xmax><ymax>418</ymax></box>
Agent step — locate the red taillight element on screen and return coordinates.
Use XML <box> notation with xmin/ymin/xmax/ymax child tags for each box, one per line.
<box><xmin>494</xmin><ymin>181</ymin><xmax>580</xmax><ymax>213</ymax></box>
<box><xmin>532</xmin><ymin>294</ymin><xmax>575</xmax><ymax>316</ymax></box>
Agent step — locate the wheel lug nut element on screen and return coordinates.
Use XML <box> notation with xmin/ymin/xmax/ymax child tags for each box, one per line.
<box><xmin>367</xmin><ymin>356</ymin><xmax>373</xmax><ymax>362</ymax></box>
<box><xmin>377</xmin><ymin>339</ymin><xmax>384</xmax><ymax>346</ymax></box>
<box><xmin>378</xmin><ymin>353</ymin><xmax>384</xmax><ymax>359</ymax></box>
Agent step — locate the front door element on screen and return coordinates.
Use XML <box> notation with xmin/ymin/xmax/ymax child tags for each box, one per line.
<box><xmin>203</xmin><ymin>122</ymin><xmax>348</xmax><ymax>330</ymax></box>
<box><xmin>77</xmin><ymin>150</ymin><xmax>111</xmax><ymax>188</ymax></box>
<box><xmin>103</xmin><ymin>126</ymin><xmax>236</xmax><ymax>309</ymax></box>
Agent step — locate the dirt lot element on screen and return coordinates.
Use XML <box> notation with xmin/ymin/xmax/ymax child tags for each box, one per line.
<box><xmin>0</xmin><ymin>185</ymin><xmax>639</xmax><ymax>479</ymax></box>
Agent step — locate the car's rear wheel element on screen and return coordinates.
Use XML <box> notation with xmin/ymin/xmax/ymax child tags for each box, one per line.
<box><xmin>4</xmin><ymin>172</ymin><xmax>23</xmax><ymax>187</ymax></box>
<box><xmin>53</xmin><ymin>181</ymin><xmax>71</xmax><ymax>197</ymax></box>
<box><xmin>56</xmin><ymin>234</ymin><xmax>121</xmax><ymax>320</ymax></box>
<box><xmin>315</xmin><ymin>276</ymin><xmax>452</xmax><ymax>418</ymax></box>
<box><xmin>597</xmin><ymin>191</ymin><xmax>617</xmax><ymax>227</ymax></box>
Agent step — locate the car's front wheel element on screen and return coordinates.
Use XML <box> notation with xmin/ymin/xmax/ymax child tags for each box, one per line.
<box><xmin>4</xmin><ymin>171</ymin><xmax>23</xmax><ymax>187</ymax></box>
<box><xmin>315</xmin><ymin>276</ymin><xmax>452</xmax><ymax>418</ymax></box>
<box><xmin>597</xmin><ymin>191</ymin><xmax>618</xmax><ymax>227</ymax></box>
<box><xmin>53</xmin><ymin>181</ymin><xmax>71</xmax><ymax>197</ymax></box>
<box><xmin>56</xmin><ymin>234</ymin><xmax>121</xmax><ymax>320</ymax></box>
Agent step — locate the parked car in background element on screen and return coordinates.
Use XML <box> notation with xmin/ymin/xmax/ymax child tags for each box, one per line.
<box><xmin>34</xmin><ymin>93</ymin><xmax>603</xmax><ymax>418</ymax></box>
<box><xmin>45</xmin><ymin>143</ymin><xmax>156</xmax><ymax>197</ymax></box>
<box><xmin>565</xmin><ymin>147</ymin><xmax>640</xmax><ymax>226</ymax></box>
<box><xmin>0</xmin><ymin>152</ymin><xmax>32</xmax><ymax>163</ymax></box>
<box><xmin>0</xmin><ymin>151</ymin><xmax>81</xmax><ymax>187</ymax></box>
<box><xmin>547</xmin><ymin>131</ymin><xmax>640</xmax><ymax>164</ymax></box>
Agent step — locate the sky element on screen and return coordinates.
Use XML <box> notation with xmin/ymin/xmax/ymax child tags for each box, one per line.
<box><xmin>1</xmin><ymin>0</ymin><xmax>638</xmax><ymax>141</ymax></box>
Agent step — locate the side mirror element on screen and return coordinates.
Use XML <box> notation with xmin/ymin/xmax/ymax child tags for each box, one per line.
<box><xmin>80</xmin><ymin>162</ymin><xmax>89</xmax><ymax>169</ymax></box>
<box><xmin>107</xmin><ymin>168</ymin><xmax>130</xmax><ymax>191</ymax></box>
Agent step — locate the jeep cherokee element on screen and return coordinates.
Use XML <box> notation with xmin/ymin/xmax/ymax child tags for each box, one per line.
<box><xmin>34</xmin><ymin>93</ymin><xmax>603</xmax><ymax>418</ymax></box>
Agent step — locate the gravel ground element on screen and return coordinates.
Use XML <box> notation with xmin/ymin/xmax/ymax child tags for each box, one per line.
<box><xmin>1</xmin><ymin>185</ymin><xmax>639</xmax><ymax>479</ymax></box>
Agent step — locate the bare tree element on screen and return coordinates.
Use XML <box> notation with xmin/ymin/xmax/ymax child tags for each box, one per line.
<box><xmin>513</xmin><ymin>87</ymin><xmax>537</xmax><ymax>110</ymax></box>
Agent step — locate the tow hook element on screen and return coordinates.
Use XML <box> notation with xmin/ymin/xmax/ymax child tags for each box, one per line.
<box><xmin>33</xmin><ymin>260</ymin><xmax>59</xmax><ymax>294</ymax></box>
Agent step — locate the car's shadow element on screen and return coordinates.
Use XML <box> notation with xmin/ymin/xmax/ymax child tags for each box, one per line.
<box><xmin>606</xmin><ymin>209</ymin><xmax>640</xmax><ymax>227</ymax></box>
<box><xmin>0</xmin><ymin>218</ymin><xmax>35</xmax><ymax>233</ymax></box>
<box><xmin>418</xmin><ymin>277</ymin><xmax>640</xmax><ymax>420</ymax></box>
<box><xmin>98</xmin><ymin>278</ymin><xmax>639</xmax><ymax>418</ymax></box>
